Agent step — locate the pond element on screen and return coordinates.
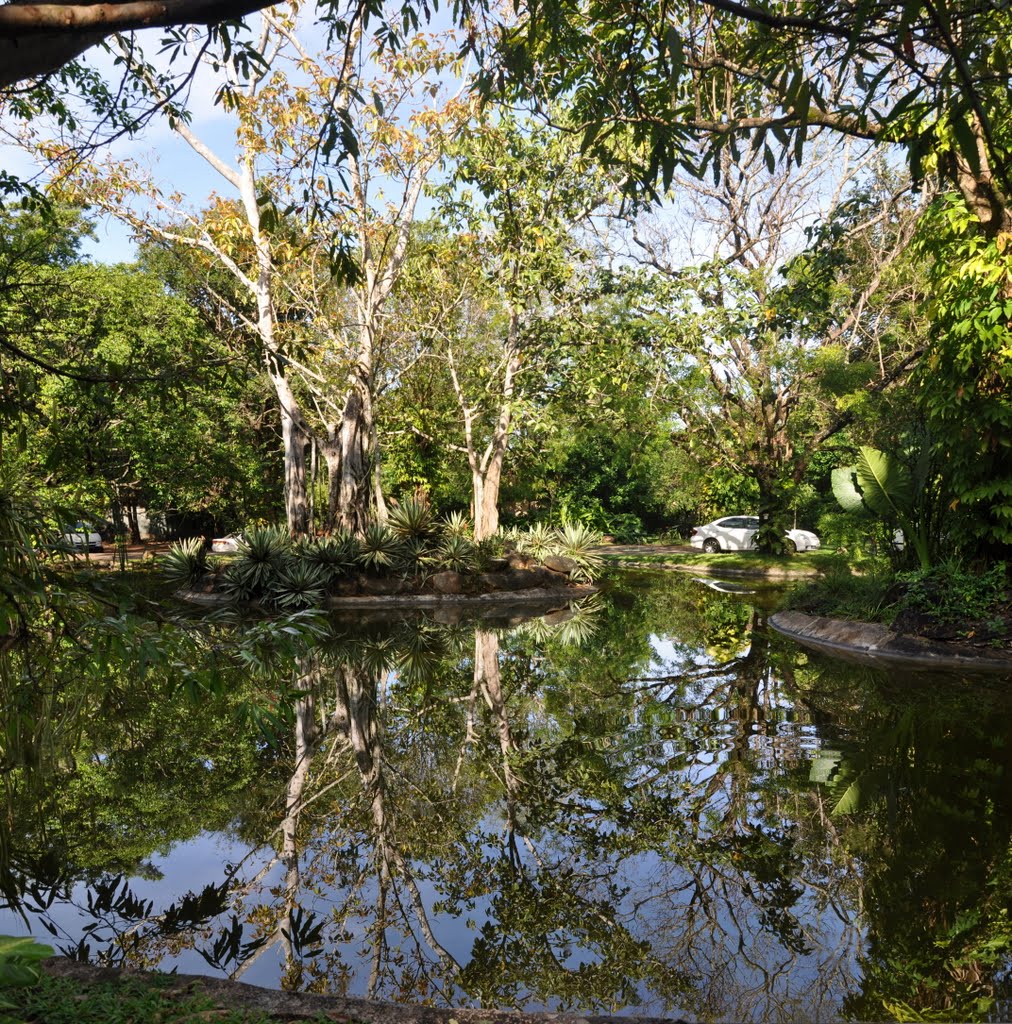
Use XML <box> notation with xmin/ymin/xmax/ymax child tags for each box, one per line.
<box><xmin>2</xmin><ymin>569</ymin><xmax>1011</xmax><ymax>1023</ymax></box>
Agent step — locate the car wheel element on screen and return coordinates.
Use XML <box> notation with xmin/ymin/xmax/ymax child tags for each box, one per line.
<box><xmin>702</xmin><ymin>538</ymin><xmax>720</xmax><ymax>553</ymax></box>
<box><xmin>786</xmin><ymin>539</ymin><xmax>798</xmax><ymax>554</ymax></box>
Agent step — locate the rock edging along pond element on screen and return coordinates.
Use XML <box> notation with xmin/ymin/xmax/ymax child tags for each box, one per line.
<box><xmin>771</xmin><ymin>610</ymin><xmax>1012</xmax><ymax>674</ymax></box>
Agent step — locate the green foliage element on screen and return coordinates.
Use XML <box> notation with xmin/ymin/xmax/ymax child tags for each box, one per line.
<box><xmin>387</xmin><ymin>496</ymin><xmax>436</xmax><ymax>541</ymax></box>
<box><xmin>832</xmin><ymin>446</ymin><xmax>935</xmax><ymax>569</ymax></box>
<box><xmin>896</xmin><ymin>560</ymin><xmax>1008</xmax><ymax>627</ymax></box>
<box><xmin>298</xmin><ymin>534</ymin><xmax>359</xmax><ymax>585</ymax></box>
<box><xmin>221</xmin><ymin>526</ymin><xmax>291</xmax><ymax>602</ymax></box>
<box><xmin>440</xmin><ymin>511</ymin><xmax>471</xmax><ymax>540</ymax></box>
<box><xmin>161</xmin><ymin>538</ymin><xmax>208</xmax><ymax>589</ymax></box>
<box><xmin>0</xmin><ymin>935</ymin><xmax>53</xmax><ymax>1012</ymax></box>
<box><xmin>517</xmin><ymin>522</ymin><xmax>555</xmax><ymax>561</ymax></box>
<box><xmin>356</xmin><ymin>524</ymin><xmax>403</xmax><ymax>575</ymax></box>
<box><xmin>268</xmin><ymin>560</ymin><xmax>327</xmax><ymax>611</ymax></box>
<box><xmin>790</xmin><ymin>565</ymin><xmax>897</xmax><ymax>622</ymax></box>
<box><xmin>913</xmin><ymin>195</ymin><xmax>1012</xmax><ymax>551</ymax></box>
<box><xmin>434</xmin><ymin>533</ymin><xmax>478</xmax><ymax>573</ymax></box>
<box><xmin>553</xmin><ymin>522</ymin><xmax>604</xmax><ymax>581</ymax></box>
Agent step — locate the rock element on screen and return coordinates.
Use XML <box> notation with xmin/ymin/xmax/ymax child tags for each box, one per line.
<box><xmin>431</xmin><ymin>571</ymin><xmax>463</xmax><ymax>595</ymax></box>
<box><xmin>485</xmin><ymin>557</ymin><xmax>510</xmax><ymax>572</ymax></box>
<box><xmin>542</xmin><ymin>608</ymin><xmax>575</xmax><ymax>626</ymax></box>
<box><xmin>505</xmin><ymin>568</ymin><xmax>547</xmax><ymax>589</ymax></box>
<box><xmin>543</xmin><ymin>554</ymin><xmax>578</xmax><ymax>576</ymax></box>
<box><xmin>330</xmin><ymin>579</ymin><xmax>359</xmax><ymax>596</ymax></box>
<box><xmin>358</xmin><ymin>576</ymin><xmax>407</xmax><ymax>595</ymax></box>
<box><xmin>478</xmin><ymin>571</ymin><xmax>513</xmax><ymax>591</ymax></box>
<box><xmin>432</xmin><ymin>606</ymin><xmax>464</xmax><ymax>624</ymax></box>
<box><xmin>507</xmin><ymin>552</ymin><xmax>536</xmax><ymax>570</ymax></box>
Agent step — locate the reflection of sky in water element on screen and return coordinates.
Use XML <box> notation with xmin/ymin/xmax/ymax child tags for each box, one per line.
<box><xmin>5</xmin><ymin>574</ymin><xmax>1007</xmax><ymax>1022</ymax></box>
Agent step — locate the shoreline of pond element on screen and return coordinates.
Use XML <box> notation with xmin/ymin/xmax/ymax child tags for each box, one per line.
<box><xmin>771</xmin><ymin>609</ymin><xmax>1012</xmax><ymax>674</ymax></box>
<box><xmin>36</xmin><ymin>957</ymin><xmax>694</xmax><ymax>1024</ymax></box>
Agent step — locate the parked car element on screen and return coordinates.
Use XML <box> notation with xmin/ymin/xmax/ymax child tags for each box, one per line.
<box><xmin>63</xmin><ymin>522</ymin><xmax>104</xmax><ymax>552</ymax></box>
<box><xmin>689</xmin><ymin>516</ymin><xmax>820</xmax><ymax>553</ymax></box>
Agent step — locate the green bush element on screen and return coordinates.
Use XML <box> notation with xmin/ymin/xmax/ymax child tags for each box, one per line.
<box><xmin>790</xmin><ymin>566</ymin><xmax>898</xmax><ymax>622</ymax></box>
<box><xmin>897</xmin><ymin>560</ymin><xmax>1008</xmax><ymax>625</ymax></box>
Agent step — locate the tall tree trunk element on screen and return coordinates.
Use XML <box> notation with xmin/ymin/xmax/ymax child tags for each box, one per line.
<box><xmin>271</xmin><ymin>369</ymin><xmax>311</xmax><ymax>537</ymax></box>
<box><xmin>458</xmin><ymin>311</ymin><xmax>522</xmax><ymax>542</ymax></box>
<box><xmin>336</xmin><ymin>374</ymin><xmax>374</xmax><ymax>535</ymax></box>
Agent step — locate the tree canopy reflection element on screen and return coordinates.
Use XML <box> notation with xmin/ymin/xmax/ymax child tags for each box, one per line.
<box><xmin>1</xmin><ymin>571</ymin><xmax>1010</xmax><ymax>1022</ymax></box>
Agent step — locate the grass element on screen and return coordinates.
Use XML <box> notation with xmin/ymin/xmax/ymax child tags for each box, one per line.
<box><xmin>9</xmin><ymin>971</ymin><xmax>339</xmax><ymax>1024</ymax></box>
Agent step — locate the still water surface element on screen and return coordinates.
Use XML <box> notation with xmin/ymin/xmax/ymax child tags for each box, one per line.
<box><xmin>4</xmin><ymin>570</ymin><xmax>1011</xmax><ymax>1022</ymax></box>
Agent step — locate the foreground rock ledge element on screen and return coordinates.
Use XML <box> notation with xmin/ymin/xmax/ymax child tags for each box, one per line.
<box><xmin>43</xmin><ymin>959</ymin><xmax>691</xmax><ymax>1024</ymax></box>
<box><xmin>771</xmin><ymin>610</ymin><xmax>1012</xmax><ymax>674</ymax></box>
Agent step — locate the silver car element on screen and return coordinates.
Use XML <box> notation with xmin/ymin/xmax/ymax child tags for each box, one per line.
<box><xmin>689</xmin><ymin>515</ymin><xmax>820</xmax><ymax>553</ymax></box>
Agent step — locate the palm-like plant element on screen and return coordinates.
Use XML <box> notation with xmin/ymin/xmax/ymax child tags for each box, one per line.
<box><xmin>435</xmin><ymin>534</ymin><xmax>477</xmax><ymax>573</ymax></box>
<box><xmin>300</xmin><ymin>533</ymin><xmax>359</xmax><ymax>585</ymax></box>
<box><xmin>553</xmin><ymin>522</ymin><xmax>603</xmax><ymax>581</ymax></box>
<box><xmin>387</xmin><ymin>496</ymin><xmax>436</xmax><ymax>541</ymax></box>
<box><xmin>357</xmin><ymin>523</ymin><xmax>404</xmax><ymax>574</ymax></box>
<box><xmin>161</xmin><ymin>537</ymin><xmax>208</xmax><ymax>588</ymax></box>
<box><xmin>269</xmin><ymin>560</ymin><xmax>327</xmax><ymax>610</ymax></box>
<box><xmin>440</xmin><ymin>511</ymin><xmax>471</xmax><ymax>540</ymax></box>
<box><xmin>519</xmin><ymin>522</ymin><xmax>555</xmax><ymax>561</ymax></box>
<box><xmin>223</xmin><ymin>525</ymin><xmax>291</xmax><ymax>599</ymax></box>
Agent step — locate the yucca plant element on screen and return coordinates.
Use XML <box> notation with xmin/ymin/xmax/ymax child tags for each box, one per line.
<box><xmin>269</xmin><ymin>560</ymin><xmax>327</xmax><ymax>610</ymax></box>
<box><xmin>439</xmin><ymin>511</ymin><xmax>471</xmax><ymax>540</ymax></box>
<box><xmin>398</xmin><ymin>535</ymin><xmax>434</xmax><ymax>575</ymax></box>
<box><xmin>473</xmin><ymin>533</ymin><xmax>506</xmax><ymax>572</ymax></box>
<box><xmin>552</xmin><ymin>521</ymin><xmax>604</xmax><ymax>581</ymax></box>
<box><xmin>518</xmin><ymin>522</ymin><xmax>555</xmax><ymax>561</ymax></box>
<box><xmin>161</xmin><ymin>537</ymin><xmax>208</xmax><ymax>588</ymax></box>
<box><xmin>387</xmin><ymin>495</ymin><xmax>436</xmax><ymax>541</ymax></box>
<box><xmin>223</xmin><ymin>525</ymin><xmax>291</xmax><ymax>599</ymax></box>
<box><xmin>435</xmin><ymin>533</ymin><xmax>477</xmax><ymax>573</ymax></box>
<box><xmin>300</xmin><ymin>534</ymin><xmax>359</xmax><ymax>585</ymax></box>
<box><xmin>357</xmin><ymin>523</ymin><xmax>404</xmax><ymax>574</ymax></box>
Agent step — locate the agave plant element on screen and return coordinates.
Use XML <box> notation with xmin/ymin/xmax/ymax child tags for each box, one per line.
<box><xmin>473</xmin><ymin>533</ymin><xmax>506</xmax><ymax>571</ymax></box>
<box><xmin>435</xmin><ymin>533</ymin><xmax>477</xmax><ymax>573</ymax></box>
<box><xmin>518</xmin><ymin>522</ymin><xmax>555</xmax><ymax>561</ymax></box>
<box><xmin>300</xmin><ymin>533</ymin><xmax>359</xmax><ymax>585</ymax></box>
<box><xmin>398</xmin><ymin>535</ymin><xmax>434</xmax><ymax>575</ymax></box>
<box><xmin>357</xmin><ymin>523</ymin><xmax>404</xmax><ymax>574</ymax></box>
<box><xmin>387</xmin><ymin>496</ymin><xmax>436</xmax><ymax>541</ymax></box>
<box><xmin>552</xmin><ymin>522</ymin><xmax>604</xmax><ymax>581</ymax></box>
<box><xmin>161</xmin><ymin>537</ymin><xmax>208</xmax><ymax>588</ymax></box>
<box><xmin>268</xmin><ymin>559</ymin><xmax>327</xmax><ymax>610</ymax></box>
<box><xmin>439</xmin><ymin>510</ymin><xmax>471</xmax><ymax>540</ymax></box>
<box><xmin>224</xmin><ymin>525</ymin><xmax>292</xmax><ymax>599</ymax></box>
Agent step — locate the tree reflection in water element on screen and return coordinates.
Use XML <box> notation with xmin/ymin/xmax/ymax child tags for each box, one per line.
<box><xmin>2</xmin><ymin>572</ymin><xmax>1011</xmax><ymax>1022</ymax></box>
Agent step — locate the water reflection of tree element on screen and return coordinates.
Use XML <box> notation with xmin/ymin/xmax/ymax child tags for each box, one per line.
<box><xmin>796</xmin><ymin>661</ymin><xmax>1012</xmax><ymax>1021</ymax></box>
<box><xmin>9</xmin><ymin>573</ymin><xmax>1011</xmax><ymax>1022</ymax></box>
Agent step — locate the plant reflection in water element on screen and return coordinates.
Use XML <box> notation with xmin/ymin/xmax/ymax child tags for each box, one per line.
<box><xmin>2</xmin><ymin>572</ymin><xmax>1011</xmax><ymax>1023</ymax></box>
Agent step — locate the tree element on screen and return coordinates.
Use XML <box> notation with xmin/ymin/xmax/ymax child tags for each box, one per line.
<box><xmin>430</xmin><ymin>115</ymin><xmax>607</xmax><ymax>538</ymax></box>
<box><xmin>623</xmin><ymin>150</ymin><xmax>928</xmax><ymax>550</ymax></box>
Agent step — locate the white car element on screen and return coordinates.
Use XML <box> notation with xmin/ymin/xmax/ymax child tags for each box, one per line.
<box><xmin>64</xmin><ymin>522</ymin><xmax>104</xmax><ymax>552</ymax></box>
<box><xmin>689</xmin><ymin>516</ymin><xmax>820</xmax><ymax>553</ymax></box>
